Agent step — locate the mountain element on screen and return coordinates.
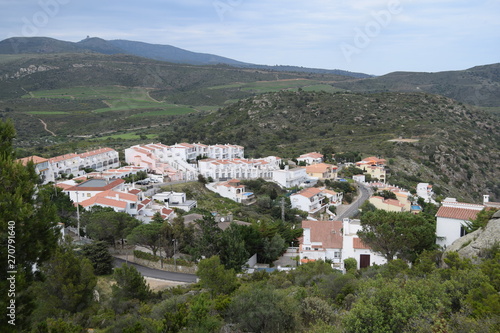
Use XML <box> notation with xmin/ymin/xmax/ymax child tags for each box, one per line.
<box><xmin>0</xmin><ymin>36</ymin><xmax>85</xmax><ymax>54</ymax></box>
<box><xmin>333</xmin><ymin>63</ymin><xmax>500</xmax><ymax>107</ymax></box>
<box><xmin>0</xmin><ymin>36</ymin><xmax>371</xmax><ymax>78</ymax></box>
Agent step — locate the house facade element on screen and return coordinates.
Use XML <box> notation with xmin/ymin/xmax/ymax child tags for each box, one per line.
<box><xmin>291</xmin><ymin>187</ymin><xmax>326</xmax><ymax>215</ymax></box>
<box><xmin>272</xmin><ymin>167</ymin><xmax>312</xmax><ymax>188</ymax></box>
<box><xmin>206</xmin><ymin>179</ymin><xmax>256</xmax><ymax>205</ymax></box>
<box><xmin>62</xmin><ymin>178</ymin><xmax>125</xmax><ymax>203</ymax></box>
<box><xmin>369</xmin><ymin>196</ymin><xmax>407</xmax><ymax>212</ymax></box>
<box><xmin>299</xmin><ymin>219</ymin><xmax>387</xmax><ymax>270</ymax></box>
<box><xmin>305</xmin><ymin>163</ymin><xmax>338</xmax><ymax>180</ymax></box>
<box><xmin>198</xmin><ymin>157</ymin><xmax>280</xmax><ymax>181</ymax></box>
<box><xmin>435</xmin><ymin>198</ymin><xmax>484</xmax><ymax>248</ymax></box>
<box><xmin>17</xmin><ymin>155</ymin><xmax>50</xmax><ymax>183</ymax></box>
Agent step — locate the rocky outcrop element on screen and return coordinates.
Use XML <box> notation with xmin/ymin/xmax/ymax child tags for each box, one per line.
<box><xmin>445</xmin><ymin>210</ymin><xmax>500</xmax><ymax>263</ymax></box>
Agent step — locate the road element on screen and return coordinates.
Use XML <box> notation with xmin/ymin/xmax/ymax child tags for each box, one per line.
<box><xmin>335</xmin><ymin>182</ymin><xmax>372</xmax><ymax>220</ymax></box>
<box><xmin>113</xmin><ymin>257</ymin><xmax>197</xmax><ymax>283</ymax></box>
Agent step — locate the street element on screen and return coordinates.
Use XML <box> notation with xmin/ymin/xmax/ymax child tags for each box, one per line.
<box><xmin>113</xmin><ymin>257</ymin><xmax>197</xmax><ymax>283</ymax></box>
<box><xmin>335</xmin><ymin>182</ymin><xmax>372</xmax><ymax>220</ymax></box>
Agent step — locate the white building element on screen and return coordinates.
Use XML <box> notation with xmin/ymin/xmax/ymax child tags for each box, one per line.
<box><xmin>291</xmin><ymin>187</ymin><xmax>326</xmax><ymax>215</ymax></box>
<box><xmin>79</xmin><ymin>190</ymin><xmax>140</xmax><ymax>215</ymax></box>
<box><xmin>435</xmin><ymin>198</ymin><xmax>484</xmax><ymax>248</ymax></box>
<box><xmin>416</xmin><ymin>183</ymin><xmax>436</xmax><ymax>204</ymax></box>
<box><xmin>206</xmin><ymin>179</ymin><xmax>256</xmax><ymax>205</ymax></box>
<box><xmin>17</xmin><ymin>155</ymin><xmax>51</xmax><ymax>183</ymax></box>
<box><xmin>297</xmin><ymin>152</ymin><xmax>323</xmax><ymax>165</ymax></box>
<box><xmin>272</xmin><ymin>167</ymin><xmax>311</xmax><ymax>188</ymax></box>
<box><xmin>198</xmin><ymin>157</ymin><xmax>280</xmax><ymax>181</ymax></box>
<box><xmin>299</xmin><ymin>218</ymin><xmax>387</xmax><ymax>270</ymax></box>
<box><xmin>62</xmin><ymin>178</ymin><xmax>126</xmax><ymax>203</ymax></box>
<box><xmin>152</xmin><ymin>191</ymin><xmax>197</xmax><ymax>212</ymax></box>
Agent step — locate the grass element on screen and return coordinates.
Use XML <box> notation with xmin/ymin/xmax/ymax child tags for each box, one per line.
<box><xmin>93</xmin><ymin>133</ymin><xmax>158</xmax><ymax>141</ymax></box>
<box><xmin>208</xmin><ymin>79</ymin><xmax>342</xmax><ymax>95</ymax></box>
<box><xmin>129</xmin><ymin>105</ymin><xmax>195</xmax><ymax>117</ymax></box>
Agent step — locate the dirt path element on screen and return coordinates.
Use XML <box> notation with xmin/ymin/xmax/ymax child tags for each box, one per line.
<box><xmin>38</xmin><ymin>118</ymin><xmax>56</xmax><ymax>136</ymax></box>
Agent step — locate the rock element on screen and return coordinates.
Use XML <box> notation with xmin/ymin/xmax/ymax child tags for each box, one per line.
<box><xmin>445</xmin><ymin>210</ymin><xmax>500</xmax><ymax>264</ymax></box>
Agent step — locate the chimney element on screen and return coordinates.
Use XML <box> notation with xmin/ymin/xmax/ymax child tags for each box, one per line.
<box><xmin>483</xmin><ymin>195</ymin><xmax>489</xmax><ymax>204</ymax></box>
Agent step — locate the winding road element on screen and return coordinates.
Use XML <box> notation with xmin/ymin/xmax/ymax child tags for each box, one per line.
<box><xmin>335</xmin><ymin>182</ymin><xmax>373</xmax><ymax>220</ymax></box>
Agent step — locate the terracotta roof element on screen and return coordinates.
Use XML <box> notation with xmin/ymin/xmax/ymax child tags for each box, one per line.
<box><xmin>321</xmin><ymin>189</ymin><xmax>339</xmax><ymax>196</ymax></box>
<box><xmin>49</xmin><ymin>153</ymin><xmax>79</xmax><ymax>163</ymax></box>
<box><xmin>302</xmin><ymin>220</ymin><xmax>343</xmax><ymax>249</ymax></box>
<box><xmin>96</xmin><ymin>190</ymin><xmax>137</xmax><ymax>202</ymax></box>
<box><xmin>436</xmin><ymin>206</ymin><xmax>480</xmax><ymax>221</ymax></box>
<box><xmin>306</xmin><ymin>163</ymin><xmax>337</xmax><ymax>173</ymax></box>
<box><xmin>17</xmin><ymin>155</ymin><xmax>48</xmax><ymax>165</ymax></box>
<box><xmin>353</xmin><ymin>237</ymin><xmax>371</xmax><ymax>249</ymax></box>
<box><xmin>78</xmin><ymin>147</ymin><xmax>116</xmax><ymax>158</ymax></box>
<box><xmin>295</xmin><ymin>187</ymin><xmax>323</xmax><ymax>198</ymax></box>
<box><xmin>80</xmin><ymin>196</ymin><xmax>127</xmax><ymax>209</ymax></box>
<box><xmin>128</xmin><ymin>189</ymin><xmax>141</xmax><ymax>195</ymax></box>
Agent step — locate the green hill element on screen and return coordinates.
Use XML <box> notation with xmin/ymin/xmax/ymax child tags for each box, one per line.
<box><xmin>333</xmin><ymin>63</ymin><xmax>500</xmax><ymax>108</ymax></box>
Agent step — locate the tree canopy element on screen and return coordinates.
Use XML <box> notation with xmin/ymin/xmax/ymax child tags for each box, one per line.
<box><xmin>358</xmin><ymin>210</ymin><xmax>436</xmax><ymax>262</ymax></box>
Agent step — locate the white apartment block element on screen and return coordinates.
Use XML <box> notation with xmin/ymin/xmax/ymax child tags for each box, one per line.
<box><xmin>198</xmin><ymin>156</ymin><xmax>281</xmax><ymax>181</ymax></box>
<box><xmin>272</xmin><ymin>167</ymin><xmax>311</xmax><ymax>188</ymax></box>
<box><xmin>18</xmin><ymin>147</ymin><xmax>119</xmax><ymax>184</ymax></box>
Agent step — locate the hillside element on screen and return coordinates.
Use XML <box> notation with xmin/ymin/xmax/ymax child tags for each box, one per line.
<box><xmin>333</xmin><ymin>63</ymin><xmax>500</xmax><ymax>108</ymax></box>
<box><xmin>0</xmin><ymin>52</ymin><xmax>350</xmax><ymax>145</ymax></box>
<box><xmin>158</xmin><ymin>90</ymin><xmax>500</xmax><ymax>202</ymax></box>
<box><xmin>0</xmin><ymin>37</ymin><xmax>371</xmax><ymax>78</ymax></box>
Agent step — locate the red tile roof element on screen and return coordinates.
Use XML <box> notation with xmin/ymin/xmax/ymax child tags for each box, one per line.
<box><xmin>17</xmin><ymin>155</ymin><xmax>48</xmax><ymax>165</ymax></box>
<box><xmin>436</xmin><ymin>206</ymin><xmax>480</xmax><ymax>221</ymax></box>
<box><xmin>353</xmin><ymin>237</ymin><xmax>371</xmax><ymax>249</ymax></box>
<box><xmin>296</xmin><ymin>187</ymin><xmax>323</xmax><ymax>198</ymax></box>
<box><xmin>302</xmin><ymin>220</ymin><xmax>343</xmax><ymax>249</ymax></box>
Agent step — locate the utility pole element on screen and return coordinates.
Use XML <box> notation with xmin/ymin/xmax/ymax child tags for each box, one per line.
<box><xmin>76</xmin><ymin>191</ymin><xmax>81</xmax><ymax>240</ymax></box>
<box><xmin>281</xmin><ymin>197</ymin><xmax>285</xmax><ymax>222</ymax></box>
<box><xmin>172</xmin><ymin>239</ymin><xmax>177</xmax><ymax>271</ymax></box>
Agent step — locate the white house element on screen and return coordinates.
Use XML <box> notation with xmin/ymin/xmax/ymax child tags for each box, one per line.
<box><xmin>341</xmin><ymin>218</ymin><xmax>387</xmax><ymax>269</ymax></box>
<box><xmin>206</xmin><ymin>179</ymin><xmax>256</xmax><ymax>205</ymax></box>
<box><xmin>62</xmin><ymin>178</ymin><xmax>125</xmax><ymax>203</ymax></box>
<box><xmin>272</xmin><ymin>167</ymin><xmax>311</xmax><ymax>188</ymax></box>
<box><xmin>321</xmin><ymin>189</ymin><xmax>344</xmax><ymax>206</ymax></box>
<box><xmin>298</xmin><ymin>219</ymin><xmax>387</xmax><ymax>270</ymax></box>
<box><xmin>297</xmin><ymin>152</ymin><xmax>323</xmax><ymax>165</ymax></box>
<box><xmin>152</xmin><ymin>191</ymin><xmax>197</xmax><ymax>212</ymax></box>
<box><xmin>435</xmin><ymin>198</ymin><xmax>484</xmax><ymax>248</ymax></box>
<box><xmin>416</xmin><ymin>183</ymin><xmax>436</xmax><ymax>204</ymax></box>
<box><xmin>291</xmin><ymin>187</ymin><xmax>326</xmax><ymax>215</ymax></box>
<box><xmin>300</xmin><ymin>220</ymin><xmax>343</xmax><ymax>265</ymax></box>
<box><xmin>79</xmin><ymin>190</ymin><xmax>140</xmax><ymax>214</ymax></box>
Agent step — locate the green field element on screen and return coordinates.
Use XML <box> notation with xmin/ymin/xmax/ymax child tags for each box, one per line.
<box><xmin>130</xmin><ymin>105</ymin><xmax>195</xmax><ymax>117</ymax></box>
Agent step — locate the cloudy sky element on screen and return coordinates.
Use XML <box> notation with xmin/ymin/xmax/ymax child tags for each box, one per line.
<box><xmin>1</xmin><ymin>0</ymin><xmax>499</xmax><ymax>75</ymax></box>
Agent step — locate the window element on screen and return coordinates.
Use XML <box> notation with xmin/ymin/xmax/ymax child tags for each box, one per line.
<box><xmin>334</xmin><ymin>252</ymin><xmax>341</xmax><ymax>258</ymax></box>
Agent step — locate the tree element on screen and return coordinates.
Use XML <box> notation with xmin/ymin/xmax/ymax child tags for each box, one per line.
<box><xmin>0</xmin><ymin>119</ymin><xmax>60</xmax><ymax>331</ymax></box>
<box><xmin>376</xmin><ymin>190</ymin><xmax>397</xmax><ymax>200</ymax></box>
<box><xmin>190</xmin><ymin>213</ymin><xmax>222</xmax><ymax>260</ymax></box>
<box><xmin>261</xmin><ymin>233</ymin><xmax>287</xmax><ymax>264</ymax></box>
<box><xmin>112</xmin><ymin>263</ymin><xmax>151</xmax><ymax>301</ymax></box>
<box><xmin>219</xmin><ymin>223</ymin><xmax>250</xmax><ymax>272</ymax></box>
<box><xmin>81</xmin><ymin>241</ymin><xmax>114</xmax><ymax>275</ymax></box>
<box><xmin>32</xmin><ymin>247</ymin><xmax>97</xmax><ymax>317</ymax></box>
<box><xmin>196</xmin><ymin>256</ymin><xmax>239</xmax><ymax>297</ymax></box>
<box><xmin>127</xmin><ymin>222</ymin><xmax>164</xmax><ymax>256</ymax></box>
<box><xmin>82</xmin><ymin>207</ymin><xmax>141</xmax><ymax>247</ymax></box>
<box><xmin>358</xmin><ymin>210</ymin><xmax>436</xmax><ymax>262</ymax></box>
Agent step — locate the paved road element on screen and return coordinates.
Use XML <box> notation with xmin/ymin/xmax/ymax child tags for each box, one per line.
<box><xmin>336</xmin><ymin>182</ymin><xmax>372</xmax><ymax>220</ymax></box>
<box><xmin>113</xmin><ymin>258</ymin><xmax>197</xmax><ymax>283</ymax></box>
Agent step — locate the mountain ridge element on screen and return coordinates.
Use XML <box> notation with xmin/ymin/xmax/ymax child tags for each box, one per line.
<box><xmin>0</xmin><ymin>36</ymin><xmax>371</xmax><ymax>78</ymax></box>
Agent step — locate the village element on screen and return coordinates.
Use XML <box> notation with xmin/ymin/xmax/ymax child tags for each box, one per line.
<box><xmin>18</xmin><ymin>142</ymin><xmax>500</xmax><ymax>272</ymax></box>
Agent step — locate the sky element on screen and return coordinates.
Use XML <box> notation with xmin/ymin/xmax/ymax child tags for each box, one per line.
<box><xmin>1</xmin><ymin>0</ymin><xmax>499</xmax><ymax>75</ymax></box>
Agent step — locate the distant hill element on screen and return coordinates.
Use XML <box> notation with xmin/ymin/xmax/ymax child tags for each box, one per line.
<box><xmin>333</xmin><ymin>63</ymin><xmax>500</xmax><ymax>107</ymax></box>
<box><xmin>0</xmin><ymin>36</ymin><xmax>371</xmax><ymax>78</ymax></box>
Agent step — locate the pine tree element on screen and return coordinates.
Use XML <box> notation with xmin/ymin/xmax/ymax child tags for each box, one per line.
<box><xmin>0</xmin><ymin>119</ymin><xmax>60</xmax><ymax>331</ymax></box>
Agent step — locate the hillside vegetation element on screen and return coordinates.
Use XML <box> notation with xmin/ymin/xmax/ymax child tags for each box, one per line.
<box><xmin>159</xmin><ymin>90</ymin><xmax>500</xmax><ymax>202</ymax></box>
<box><xmin>333</xmin><ymin>63</ymin><xmax>500</xmax><ymax>108</ymax></box>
